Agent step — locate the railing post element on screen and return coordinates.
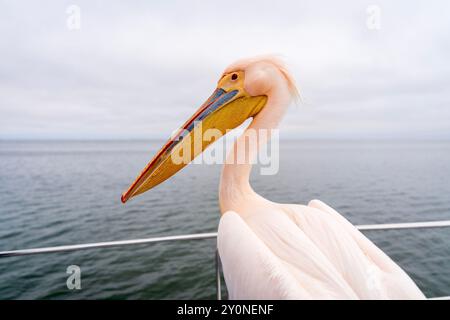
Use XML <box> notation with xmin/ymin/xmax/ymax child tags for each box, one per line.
<box><xmin>215</xmin><ymin>248</ymin><xmax>222</xmax><ymax>300</ymax></box>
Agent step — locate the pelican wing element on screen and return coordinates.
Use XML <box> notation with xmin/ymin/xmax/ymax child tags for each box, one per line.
<box><xmin>218</xmin><ymin>201</ymin><xmax>425</xmax><ymax>300</ymax></box>
<box><xmin>218</xmin><ymin>211</ymin><xmax>310</xmax><ymax>299</ymax></box>
<box><xmin>218</xmin><ymin>209</ymin><xmax>359</xmax><ymax>299</ymax></box>
<box><xmin>301</xmin><ymin>200</ymin><xmax>426</xmax><ymax>299</ymax></box>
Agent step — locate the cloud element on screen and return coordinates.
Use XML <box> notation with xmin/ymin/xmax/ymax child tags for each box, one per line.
<box><xmin>1</xmin><ymin>0</ymin><xmax>449</xmax><ymax>139</ymax></box>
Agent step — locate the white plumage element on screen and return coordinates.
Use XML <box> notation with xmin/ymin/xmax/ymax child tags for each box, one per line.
<box><xmin>218</xmin><ymin>199</ymin><xmax>425</xmax><ymax>299</ymax></box>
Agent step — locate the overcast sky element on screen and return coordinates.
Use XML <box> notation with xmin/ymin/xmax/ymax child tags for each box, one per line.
<box><xmin>1</xmin><ymin>1</ymin><xmax>449</xmax><ymax>140</ymax></box>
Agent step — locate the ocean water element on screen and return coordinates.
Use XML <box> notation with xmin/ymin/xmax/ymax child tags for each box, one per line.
<box><xmin>0</xmin><ymin>140</ymin><xmax>449</xmax><ymax>299</ymax></box>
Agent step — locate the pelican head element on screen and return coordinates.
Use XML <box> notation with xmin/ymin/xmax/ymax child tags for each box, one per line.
<box><xmin>121</xmin><ymin>56</ymin><xmax>297</xmax><ymax>203</ymax></box>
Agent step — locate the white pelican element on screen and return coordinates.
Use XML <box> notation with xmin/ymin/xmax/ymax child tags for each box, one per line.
<box><xmin>121</xmin><ymin>56</ymin><xmax>425</xmax><ymax>300</ymax></box>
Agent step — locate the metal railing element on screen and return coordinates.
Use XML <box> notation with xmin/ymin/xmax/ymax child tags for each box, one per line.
<box><xmin>1</xmin><ymin>219</ymin><xmax>450</xmax><ymax>300</ymax></box>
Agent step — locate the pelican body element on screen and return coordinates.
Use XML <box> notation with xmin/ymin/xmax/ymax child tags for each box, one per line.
<box><xmin>122</xmin><ymin>56</ymin><xmax>425</xmax><ymax>299</ymax></box>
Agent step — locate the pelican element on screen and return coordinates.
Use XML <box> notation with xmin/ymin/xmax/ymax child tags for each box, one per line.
<box><xmin>121</xmin><ymin>56</ymin><xmax>425</xmax><ymax>299</ymax></box>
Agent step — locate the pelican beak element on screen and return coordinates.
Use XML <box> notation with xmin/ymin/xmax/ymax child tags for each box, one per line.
<box><xmin>121</xmin><ymin>71</ymin><xmax>267</xmax><ymax>203</ymax></box>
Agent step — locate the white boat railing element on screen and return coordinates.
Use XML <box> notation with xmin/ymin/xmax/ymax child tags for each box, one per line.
<box><xmin>1</xmin><ymin>219</ymin><xmax>449</xmax><ymax>300</ymax></box>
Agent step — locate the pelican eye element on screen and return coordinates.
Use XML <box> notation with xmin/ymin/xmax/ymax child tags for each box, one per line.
<box><xmin>231</xmin><ymin>73</ymin><xmax>238</xmax><ymax>80</ymax></box>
